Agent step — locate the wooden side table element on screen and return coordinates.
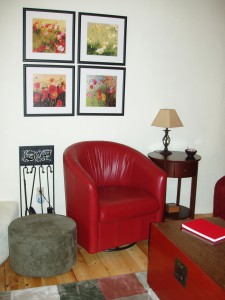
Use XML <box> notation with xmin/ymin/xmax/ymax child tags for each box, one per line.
<box><xmin>148</xmin><ymin>151</ymin><xmax>201</xmax><ymax>219</ymax></box>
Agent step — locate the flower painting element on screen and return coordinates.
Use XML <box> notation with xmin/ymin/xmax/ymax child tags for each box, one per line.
<box><xmin>78</xmin><ymin>13</ymin><xmax>127</xmax><ymax>65</ymax></box>
<box><xmin>87</xmin><ymin>23</ymin><xmax>118</xmax><ymax>57</ymax></box>
<box><xmin>77</xmin><ymin>66</ymin><xmax>125</xmax><ymax>115</ymax></box>
<box><xmin>23</xmin><ymin>8</ymin><xmax>75</xmax><ymax>62</ymax></box>
<box><xmin>32</xmin><ymin>19</ymin><xmax>66</xmax><ymax>54</ymax></box>
<box><xmin>86</xmin><ymin>75</ymin><xmax>117</xmax><ymax>107</ymax></box>
<box><xmin>24</xmin><ymin>65</ymin><xmax>75</xmax><ymax>116</ymax></box>
<box><xmin>33</xmin><ymin>74</ymin><xmax>66</xmax><ymax>107</ymax></box>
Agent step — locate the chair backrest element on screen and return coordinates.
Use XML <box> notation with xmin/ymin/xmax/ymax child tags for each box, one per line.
<box><xmin>64</xmin><ymin>141</ymin><xmax>147</xmax><ymax>187</ymax></box>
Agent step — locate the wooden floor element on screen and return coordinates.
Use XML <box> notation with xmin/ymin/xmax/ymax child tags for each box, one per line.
<box><xmin>0</xmin><ymin>240</ymin><xmax>148</xmax><ymax>292</ymax></box>
<box><xmin>0</xmin><ymin>213</ymin><xmax>212</xmax><ymax>292</ymax></box>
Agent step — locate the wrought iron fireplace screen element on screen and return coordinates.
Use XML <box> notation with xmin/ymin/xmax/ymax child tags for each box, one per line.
<box><xmin>19</xmin><ymin>145</ymin><xmax>55</xmax><ymax>217</ymax></box>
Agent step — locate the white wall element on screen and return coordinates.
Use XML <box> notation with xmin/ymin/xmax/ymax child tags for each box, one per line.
<box><xmin>1</xmin><ymin>0</ymin><xmax>225</xmax><ymax>215</ymax></box>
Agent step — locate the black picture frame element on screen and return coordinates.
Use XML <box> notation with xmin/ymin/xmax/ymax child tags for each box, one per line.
<box><xmin>77</xmin><ymin>65</ymin><xmax>126</xmax><ymax>115</ymax></box>
<box><xmin>78</xmin><ymin>12</ymin><xmax>127</xmax><ymax>65</ymax></box>
<box><xmin>24</xmin><ymin>64</ymin><xmax>75</xmax><ymax>116</ymax></box>
<box><xmin>23</xmin><ymin>8</ymin><xmax>75</xmax><ymax>63</ymax></box>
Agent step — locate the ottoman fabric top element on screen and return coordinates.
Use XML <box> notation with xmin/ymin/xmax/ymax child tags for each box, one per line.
<box><xmin>8</xmin><ymin>213</ymin><xmax>77</xmax><ymax>277</ymax></box>
<box><xmin>9</xmin><ymin>214</ymin><xmax>76</xmax><ymax>238</ymax></box>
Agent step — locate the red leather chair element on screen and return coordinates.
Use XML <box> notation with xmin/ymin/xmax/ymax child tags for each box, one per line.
<box><xmin>63</xmin><ymin>141</ymin><xmax>167</xmax><ymax>253</ymax></box>
<box><xmin>213</xmin><ymin>176</ymin><xmax>225</xmax><ymax>220</ymax></box>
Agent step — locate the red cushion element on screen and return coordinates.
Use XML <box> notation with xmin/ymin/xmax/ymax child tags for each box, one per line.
<box><xmin>99</xmin><ymin>186</ymin><xmax>159</xmax><ymax>223</ymax></box>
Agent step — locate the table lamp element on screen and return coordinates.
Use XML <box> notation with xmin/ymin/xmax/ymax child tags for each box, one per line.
<box><xmin>151</xmin><ymin>109</ymin><xmax>183</xmax><ymax>155</ymax></box>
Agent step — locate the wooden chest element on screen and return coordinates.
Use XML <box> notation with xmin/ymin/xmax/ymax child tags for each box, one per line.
<box><xmin>147</xmin><ymin>218</ymin><xmax>225</xmax><ymax>300</ymax></box>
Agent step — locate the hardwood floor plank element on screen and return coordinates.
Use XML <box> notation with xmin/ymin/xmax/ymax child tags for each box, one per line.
<box><xmin>124</xmin><ymin>243</ymin><xmax>148</xmax><ymax>271</ymax></box>
<box><xmin>71</xmin><ymin>251</ymin><xmax>93</xmax><ymax>281</ymax></box>
<box><xmin>0</xmin><ymin>260</ymin><xmax>6</xmax><ymax>291</ymax></box>
<box><xmin>4</xmin><ymin>259</ymin><xmax>26</xmax><ymax>291</ymax></box>
<box><xmin>23</xmin><ymin>276</ymin><xmax>42</xmax><ymax>290</ymax></box>
<box><xmin>73</xmin><ymin>246</ymin><xmax>111</xmax><ymax>281</ymax></box>
<box><xmin>41</xmin><ymin>276</ymin><xmax>60</xmax><ymax>287</ymax></box>
<box><xmin>55</xmin><ymin>270</ymin><xmax>77</xmax><ymax>285</ymax></box>
<box><xmin>98</xmin><ymin>250</ymin><xmax>137</xmax><ymax>276</ymax></box>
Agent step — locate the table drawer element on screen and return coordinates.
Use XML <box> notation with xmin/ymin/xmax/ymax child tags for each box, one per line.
<box><xmin>150</xmin><ymin>158</ymin><xmax>166</xmax><ymax>171</ymax></box>
<box><xmin>174</xmin><ymin>162</ymin><xmax>198</xmax><ymax>178</ymax></box>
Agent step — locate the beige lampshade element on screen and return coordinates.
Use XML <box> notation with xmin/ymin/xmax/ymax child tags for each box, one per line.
<box><xmin>151</xmin><ymin>109</ymin><xmax>183</xmax><ymax>128</ymax></box>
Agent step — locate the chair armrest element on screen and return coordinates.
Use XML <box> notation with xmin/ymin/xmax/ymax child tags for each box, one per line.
<box><xmin>63</xmin><ymin>153</ymin><xmax>99</xmax><ymax>249</ymax></box>
<box><xmin>128</xmin><ymin>155</ymin><xmax>167</xmax><ymax>219</ymax></box>
<box><xmin>131</xmin><ymin>156</ymin><xmax>166</xmax><ymax>198</ymax></box>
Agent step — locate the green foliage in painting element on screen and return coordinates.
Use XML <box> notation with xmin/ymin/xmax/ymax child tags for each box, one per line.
<box><xmin>87</xmin><ymin>23</ymin><xmax>118</xmax><ymax>56</ymax></box>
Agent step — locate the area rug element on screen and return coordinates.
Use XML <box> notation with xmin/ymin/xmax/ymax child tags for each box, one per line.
<box><xmin>0</xmin><ymin>272</ymin><xmax>159</xmax><ymax>300</ymax></box>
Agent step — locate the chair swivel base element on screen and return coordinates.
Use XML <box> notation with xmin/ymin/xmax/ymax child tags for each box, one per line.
<box><xmin>104</xmin><ymin>242</ymin><xmax>136</xmax><ymax>252</ymax></box>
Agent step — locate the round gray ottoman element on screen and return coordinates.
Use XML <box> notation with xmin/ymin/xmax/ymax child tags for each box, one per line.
<box><xmin>8</xmin><ymin>214</ymin><xmax>76</xmax><ymax>277</ymax></box>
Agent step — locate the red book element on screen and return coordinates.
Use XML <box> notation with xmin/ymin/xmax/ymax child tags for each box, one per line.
<box><xmin>181</xmin><ymin>218</ymin><xmax>225</xmax><ymax>244</ymax></box>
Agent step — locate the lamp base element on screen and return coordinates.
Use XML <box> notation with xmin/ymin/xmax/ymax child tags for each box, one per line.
<box><xmin>160</xmin><ymin>149</ymin><xmax>172</xmax><ymax>156</ymax></box>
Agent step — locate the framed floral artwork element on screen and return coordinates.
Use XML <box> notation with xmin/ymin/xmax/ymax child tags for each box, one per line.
<box><xmin>78</xmin><ymin>12</ymin><xmax>127</xmax><ymax>65</ymax></box>
<box><xmin>23</xmin><ymin>8</ymin><xmax>75</xmax><ymax>63</ymax></box>
<box><xmin>24</xmin><ymin>64</ymin><xmax>75</xmax><ymax>116</ymax></box>
<box><xmin>77</xmin><ymin>65</ymin><xmax>126</xmax><ymax>115</ymax></box>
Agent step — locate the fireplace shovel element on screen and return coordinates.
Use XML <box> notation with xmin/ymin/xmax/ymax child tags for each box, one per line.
<box><xmin>28</xmin><ymin>166</ymin><xmax>36</xmax><ymax>215</ymax></box>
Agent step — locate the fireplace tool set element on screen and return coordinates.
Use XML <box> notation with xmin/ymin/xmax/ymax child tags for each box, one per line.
<box><xmin>19</xmin><ymin>145</ymin><xmax>55</xmax><ymax>216</ymax></box>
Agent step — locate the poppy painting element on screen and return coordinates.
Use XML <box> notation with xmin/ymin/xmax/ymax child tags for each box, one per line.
<box><xmin>86</xmin><ymin>75</ymin><xmax>117</xmax><ymax>107</ymax></box>
<box><xmin>23</xmin><ymin>8</ymin><xmax>75</xmax><ymax>62</ymax></box>
<box><xmin>77</xmin><ymin>65</ymin><xmax>126</xmax><ymax>115</ymax></box>
<box><xmin>33</xmin><ymin>74</ymin><xmax>66</xmax><ymax>108</ymax></box>
<box><xmin>32</xmin><ymin>19</ymin><xmax>66</xmax><ymax>54</ymax></box>
<box><xmin>24</xmin><ymin>65</ymin><xmax>75</xmax><ymax>116</ymax></box>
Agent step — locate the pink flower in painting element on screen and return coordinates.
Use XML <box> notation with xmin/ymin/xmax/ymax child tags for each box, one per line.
<box><xmin>60</xmin><ymin>32</ymin><xmax>66</xmax><ymax>39</ymax></box>
<box><xmin>61</xmin><ymin>83</ymin><xmax>66</xmax><ymax>92</ymax></box>
<box><xmin>42</xmin><ymin>89</ymin><xmax>49</xmax><ymax>100</ymax></box>
<box><xmin>34</xmin><ymin>82</ymin><xmax>40</xmax><ymax>90</ymax></box>
<box><xmin>57</xmin><ymin>86</ymin><xmax>63</xmax><ymax>95</ymax></box>
<box><xmin>57</xmin><ymin>34</ymin><xmax>62</xmax><ymax>41</ymax></box>
<box><xmin>33</xmin><ymin>93</ymin><xmax>41</xmax><ymax>103</ymax></box>
<box><xmin>33</xmin><ymin>45</ymin><xmax>47</xmax><ymax>52</ymax></box>
<box><xmin>57</xmin><ymin>83</ymin><xmax>66</xmax><ymax>95</ymax></box>
<box><xmin>49</xmin><ymin>91</ymin><xmax>58</xmax><ymax>100</ymax></box>
<box><xmin>108</xmin><ymin>87</ymin><xmax>115</xmax><ymax>94</ymax></box>
<box><xmin>49</xmin><ymin>85</ymin><xmax>57</xmax><ymax>93</ymax></box>
<box><xmin>56</xmin><ymin>100</ymin><xmax>63</xmax><ymax>107</ymax></box>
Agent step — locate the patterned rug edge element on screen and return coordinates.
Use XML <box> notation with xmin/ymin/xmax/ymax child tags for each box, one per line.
<box><xmin>0</xmin><ymin>272</ymin><xmax>159</xmax><ymax>300</ymax></box>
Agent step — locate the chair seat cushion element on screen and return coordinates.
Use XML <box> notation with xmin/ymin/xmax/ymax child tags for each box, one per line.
<box><xmin>98</xmin><ymin>186</ymin><xmax>159</xmax><ymax>223</ymax></box>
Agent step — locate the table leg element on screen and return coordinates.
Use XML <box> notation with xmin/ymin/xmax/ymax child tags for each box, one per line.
<box><xmin>176</xmin><ymin>178</ymin><xmax>181</xmax><ymax>206</ymax></box>
<box><xmin>190</xmin><ymin>175</ymin><xmax>197</xmax><ymax>219</ymax></box>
